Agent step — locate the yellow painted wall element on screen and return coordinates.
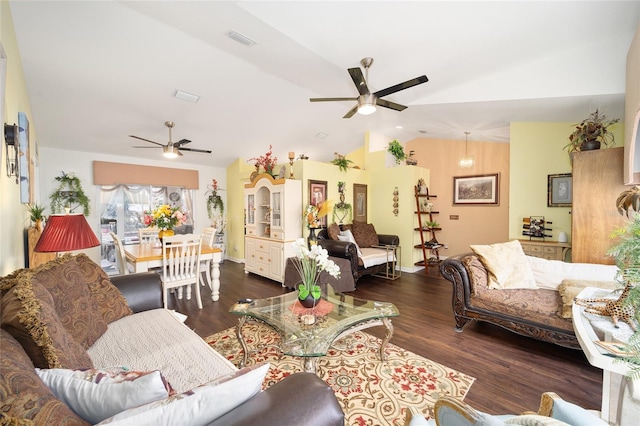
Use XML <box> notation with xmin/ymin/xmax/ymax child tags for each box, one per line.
<box><xmin>0</xmin><ymin>4</ymin><xmax>38</xmax><ymax>273</ymax></box>
<box><xmin>509</xmin><ymin>122</ymin><xmax>624</xmax><ymax>244</ymax></box>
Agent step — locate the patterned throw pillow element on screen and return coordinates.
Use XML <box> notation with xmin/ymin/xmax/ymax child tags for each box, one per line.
<box><xmin>470</xmin><ymin>240</ymin><xmax>538</xmax><ymax>290</ymax></box>
<box><xmin>73</xmin><ymin>254</ymin><xmax>132</xmax><ymax>323</ymax></box>
<box><xmin>327</xmin><ymin>223</ymin><xmax>341</xmax><ymax>240</ymax></box>
<box><xmin>1</xmin><ymin>279</ymin><xmax>94</xmax><ymax>370</ymax></box>
<box><xmin>557</xmin><ymin>279</ymin><xmax>619</xmax><ymax>319</ymax></box>
<box><xmin>350</xmin><ymin>222</ymin><xmax>379</xmax><ymax>248</ymax></box>
<box><xmin>0</xmin><ymin>329</ymin><xmax>88</xmax><ymax>425</ymax></box>
<box><xmin>29</xmin><ymin>255</ymin><xmax>108</xmax><ymax>348</ymax></box>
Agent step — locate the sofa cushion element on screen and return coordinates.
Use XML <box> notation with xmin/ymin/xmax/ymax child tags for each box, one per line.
<box><xmin>557</xmin><ymin>280</ymin><xmax>620</xmax><ymax>319</ymax></box>
<box><xmin>470</xmin><ymin>240</ymin><xmax>538</xmax><ymax>290</ymax></box>
<box><xmin>36</xmin><ymin>368</ymin><xmax>172</xmax><ymax>424</ymax></box>
<box><xmin>462</xmin><ymin>255</ymin><xmax>490</xmax><ymax>296</ymax></box>
<box><xmin>0</xmin><ymin>329</ymin><xmax>88</xmax><ymax>425</ymax></box>
<box><xmin>338</xmin><ymin>229</ymin><xmax>363</xmax><ymax>257</ymax></box>
<box><xmin>96</xmin><ymin>363</ymin><xmax>270</xmax><ymax>425</ymax></box>
<box><xmin>27</xmin><ymin>255</ymin><xmax>108</xmax><ymax>349</ymax></box>
<box><xmin>1</xmin><ymin>278</ymin><xmax>94</xmax><ymax>370</ymax></box>
<box><xmin>87</xmin><ymin>309</ymin><xmax>237</xmax><ymax>394</ymax></box>
<box><xmin>327</xmin><ymin>223</ymin><xmax>341</xmax><ymax>240</ymax></box>
<box><xmin>526</xmin><ymin>256</ymin><xmax>619</xmax><ymax>290</ymax></box>
<box><xmin>350</xmin><ymin>221</ymin><xmax>379</xmax><ymax>248</ymax></box>
<box><xmin>73</xmin><ymin>254</ymin><xmax>132</xmax><ymax>323</ymax></box>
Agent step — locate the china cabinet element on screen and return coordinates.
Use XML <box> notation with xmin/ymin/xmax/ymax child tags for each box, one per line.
<box><xmin>244</xmin><ymin>174</ymin><xmax>302</xmax><ymax>282</ymax></box>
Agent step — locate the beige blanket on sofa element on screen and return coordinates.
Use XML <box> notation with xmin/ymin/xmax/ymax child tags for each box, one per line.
<box><xmin>87</xmin><ymin>309</ymin><xmax>236</xmax><ymax>393</ymax></box>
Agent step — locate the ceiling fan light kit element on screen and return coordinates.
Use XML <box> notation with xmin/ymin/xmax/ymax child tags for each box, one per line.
<box><xmin>310</xmin><ymin>57</ymin><xmax>428</xmax><ymax>118</ymax></box>
<box><xmin>130</xmin><ymin>121</ymin><xmax>211</xmax><ymax>159</ymax></box>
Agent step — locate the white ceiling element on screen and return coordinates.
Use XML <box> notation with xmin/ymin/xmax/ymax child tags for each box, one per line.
<box><xmin>8</xmin><ymin>1</ymin><xmax>640</xmax><ymax>168</ymax></box>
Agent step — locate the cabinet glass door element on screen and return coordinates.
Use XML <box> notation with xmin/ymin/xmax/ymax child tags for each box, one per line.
<box><xmin>246</xmin><ymin>193</ymin><xmax>255</xmax><ymax>226</ymax></box>
<box><xmin>271</xmin><ymin>190</ymin><xmax>282</xmax><ymax>229</ymax></box>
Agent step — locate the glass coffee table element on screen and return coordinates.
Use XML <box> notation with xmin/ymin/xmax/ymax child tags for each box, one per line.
<box><xmin>229</xmin><ymin>285</ymin><xmax>399</xmax><ymax>374</ymax></box>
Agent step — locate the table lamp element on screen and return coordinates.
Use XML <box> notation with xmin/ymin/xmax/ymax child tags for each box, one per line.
<box><xmin>34</xmin><ymin>214</ymin><xmax>100</xmax><ymax>255</ymax></box>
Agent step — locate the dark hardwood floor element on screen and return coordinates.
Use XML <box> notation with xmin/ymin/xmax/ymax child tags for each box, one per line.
<box><xmin>171</xmin><ymin>261</ymin><xmax>602</xmax><ymax>416</ymax></box>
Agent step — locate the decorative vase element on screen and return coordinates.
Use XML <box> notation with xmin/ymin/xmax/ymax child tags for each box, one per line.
<box><xmin>307</xmin><ymin>228</ymin><xmax>318</xmax><ymax>249</ymax></box>
<box><xmin>298</xmin><ymin>291</ymin><xmax>321</xmax><ymax>308</ymax></box>
<box><xmin>34</xmin><ymin>219</ymin><xmax>43</xmax><ymax>232</ymax></box>
<box><xmin>158</xmin><ymin>229</ymin><xmax>175</xmax><ymax>243</ymax></box>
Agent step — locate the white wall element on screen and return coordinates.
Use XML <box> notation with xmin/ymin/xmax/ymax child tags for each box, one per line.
<box><xmin>38</xmin><ymin>147</ymin><xmax>226</xmax><ymax>264</ymax></box>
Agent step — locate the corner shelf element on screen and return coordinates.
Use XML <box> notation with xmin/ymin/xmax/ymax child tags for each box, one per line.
<box><xmin>413</xmin><ymin>186</ymin><xmax>443</xmax><ymax>269</ymax></box>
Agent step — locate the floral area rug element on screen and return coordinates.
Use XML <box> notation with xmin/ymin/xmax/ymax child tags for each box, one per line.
<box><xmin>205</xmin><ymin>324</ymin><xmax>475</xmax><ymax>425</ymax></box>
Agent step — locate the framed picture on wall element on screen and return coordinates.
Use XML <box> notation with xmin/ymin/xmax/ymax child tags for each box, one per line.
<box><xmin>308</xmin><ymin>179</ymin><xmax>327</xmax><ymax>227</ymax></box>
<box><xmin>453</xmin><ymin>173</ymin><xmax>499</xmax><ymax>205</ymax></box>
<box><xmin>353</xmin><ymin>183</ymin><xmax>367</xmax><ymax>222</ymax></box>
<box><xmin>548</xmin><ymin>173</ymin><xmax>572</xmax><ymax>207</ymax></box>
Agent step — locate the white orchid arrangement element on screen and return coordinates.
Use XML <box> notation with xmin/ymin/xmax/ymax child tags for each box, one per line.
<box><xmin>291</xmin><ymin>238</ymin><xmax>340</xmax><ymax>300</ymax></box>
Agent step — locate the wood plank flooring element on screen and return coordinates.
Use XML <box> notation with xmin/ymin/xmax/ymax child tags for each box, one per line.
<box><xmin>172</xmin><ymin>261</ymin><xmax>602</xmax><ymax>417</ymax></box>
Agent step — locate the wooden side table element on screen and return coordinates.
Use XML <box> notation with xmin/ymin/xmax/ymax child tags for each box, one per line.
<box><xmin>572</xmin><ymin>287</ymin><xmax>639</xmax><ymax>425</ymax></box>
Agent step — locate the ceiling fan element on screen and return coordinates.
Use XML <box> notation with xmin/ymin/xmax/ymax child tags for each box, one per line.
<box><xmin>310</xmin><ymin>57</ymin><xmax>428</xmax><ymax>118</ymax></box>
<box><xmin>129</xmin><ymin>121</ymin><xmax>212</xmax><ymax>158</ymax></box>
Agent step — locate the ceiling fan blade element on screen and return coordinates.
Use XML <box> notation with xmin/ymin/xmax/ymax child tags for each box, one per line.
<box><xmin>310</xmin><ymin>97</ymin><xmax>357</xmax><ymax>102</ymax></box>
<box><xmin>129</xmin><ymin>135</ymin><xmax>165</xmax><ymax>146</ymax></box>
<box><xmin>174</xmin><ymin>139</ymin><xmax>191</xmax><ymax>146</ymax></box>
<box><xmin>132</xmin><ymin>146</ymin><xmax>162</xmax><ymax>149</ymax></box>
<box><xmin>348</xmin><ymin>67</ymin><xmax>370</xmax><ymax>96</ymax></box>
<box><xmin>343</xmin><ymin>105</ymin><xmax>358</xmax><ymax>119</ymax></box>
<box><xmin>179</xmin><ymin>147</ymin><xmax>212</xmax><ymax>154</ymax></box>
<box><xmin>377</xmin><ymin>98</ymin><xmax>408</xmax><ymax>112</ymax></box>
<box><xmin>373</xmin><ymin>75</ymin><xmax>429</xmax><ymax>98</ymax></box>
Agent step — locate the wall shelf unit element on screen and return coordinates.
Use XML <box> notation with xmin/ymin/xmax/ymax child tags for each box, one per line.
<box><xmin>413</xmin><ymin>186</ymin><xmax>443</xmax><ymax>269</ymax></box>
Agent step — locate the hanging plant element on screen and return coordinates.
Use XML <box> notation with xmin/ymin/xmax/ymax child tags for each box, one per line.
<box><xmin>205</xmin><ymin>179</ymin><xmax>225</xmax><ymax>219</ymax></box>
<box><xmin>332</xmin><ymin>202</ymin><xmax>352</xmax><ymax>224</ymax></box>
<box><xmin>387</xmin><ymin>139</ymin><xmax>406</xmax><ymax>164</ymax></box>
<box><xmin>331</xmin><ymin>152</ymin><xmax>353</xmax><ymax>172</ymax></box>
<box><xmin>49</xmin><ymin>171</ymin><xmax>91</xmax><ymax>215</ymax></box>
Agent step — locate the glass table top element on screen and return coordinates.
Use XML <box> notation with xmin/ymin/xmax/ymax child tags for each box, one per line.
<box><xmin>229</xmin><ymin>286</ymin><xmax>399</xmax><ymax>357</ymax></box>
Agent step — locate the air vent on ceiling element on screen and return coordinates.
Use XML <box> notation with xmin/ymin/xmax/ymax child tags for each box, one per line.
<box><xmin>226</xmin><ymin>30</ymin><xmax>257</xmax><ymax>47</ymax></box>
<box><xmin>172</xmin><ymin>90</ymin><xmax>200</xmax><ymax>103</ymax></box>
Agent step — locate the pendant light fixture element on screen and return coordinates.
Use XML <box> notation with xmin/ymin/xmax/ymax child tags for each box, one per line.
<box><xmin>459</xmin><ymin>131</ymin><xmax>474</xmax><ymax>168</ymax></box>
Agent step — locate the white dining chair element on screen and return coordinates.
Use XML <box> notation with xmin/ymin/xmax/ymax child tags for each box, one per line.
<box><xmin>199</xmin><ymin>227</ymin><xmax>217</xmax><ymax>289</ymax></box>
<box><xmin>138</xmin><ymin>227</ymin><xmax>159</xmax><ymax>245</ymax></box>
<box><xmin>161</xmin><ymin>233</ymin><xmax>203</xmax><ymax>309</ymax></box>
<box><xmin>109</xmin><ymin>232</ymin><xmax>129</xmax><ymax>275</ymax></box>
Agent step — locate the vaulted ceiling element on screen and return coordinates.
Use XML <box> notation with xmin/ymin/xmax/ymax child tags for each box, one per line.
<box><xmin>8</xmin><ymin>1</ymin><xmax>640</xmax><ymax>167</ymax></box>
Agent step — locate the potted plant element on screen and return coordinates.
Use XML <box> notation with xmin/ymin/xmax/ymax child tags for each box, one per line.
<box><xmin>564</xmin><ymin>109</ymin><xmax>620</xmax><ymax>156</ymax></box>
<box><xmin>49</xmin><ymin>171</ymin><xmax>91</xmax><ymax>215</ymax></box>
<box><xmin>27</xmin><ymin>203</ymin><xmax>46</xmax><ymax>230</ymax></box>
<box><xmin>607</xmin><ymin>212</ymin><xmax>640</xmax><ymax>372</ymax></box>
<box><xmin>331</xmin><ymin>152</ymin><xmax>353</xmax><ymax>172</ymax></box>
<box><xmin>387</xmin><ymin>139</ymin><xmax>406</xmax><ymax>164</ymax></box>
<box><xmin>290</xmin><ymin>238</ymin><xmax>340</xmax><ymax>308</ymax></box>
<box><xmin>205</xmin><ymin>179</ymin><xmax>225</xmax><ymax>220</ymax></box>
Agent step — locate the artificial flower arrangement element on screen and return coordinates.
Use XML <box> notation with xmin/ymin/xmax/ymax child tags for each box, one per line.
<box><xmin>291</xmin><ymin>238</ymin><xmax>341</xmax><ymax>302</ymax></box>
<box><xmin>304</xmin><ymin>200</ymin><xmax>332</xmax><ymax>229</ymax></box>
<box><xmin>143</xmin><ymin>204</ymin><xmax>187</xmax><ymax>230</ymax></box>
<box><xmin>205</xmin><ymin>178</ymin><xmax>225</xmax><ymax>219</ymax></box>
<box><xmin>248</xmin><ymin>145</ymin><xmax>278</xmax><ymax>175</ymax></box>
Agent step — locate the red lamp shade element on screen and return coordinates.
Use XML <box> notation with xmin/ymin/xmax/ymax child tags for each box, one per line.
<box><xmin>34</xmin><ymin>214</ymin><xmax>100</xmax><ymax>253</ymax></box>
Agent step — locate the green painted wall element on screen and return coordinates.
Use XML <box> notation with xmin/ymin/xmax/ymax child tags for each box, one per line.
<box><xmin>509</xmin><ymin>122</ymin><xmax>624</xmax><ymax>243</ymax></box>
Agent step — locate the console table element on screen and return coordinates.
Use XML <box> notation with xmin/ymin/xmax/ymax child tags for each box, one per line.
<box><xmin>572</xmin><ymin>287</ymin><xmax>639</xmax><ymax>425</ymax></box>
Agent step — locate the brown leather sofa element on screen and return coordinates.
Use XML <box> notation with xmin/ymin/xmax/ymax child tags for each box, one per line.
<box><xmin>317</xmin><ymin>223</ymin><xmax>399</xmax><ymax>283</ymax></box>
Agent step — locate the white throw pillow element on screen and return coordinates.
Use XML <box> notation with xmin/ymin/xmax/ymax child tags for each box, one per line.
<box><xmin>36</xmin><ymin>368</ymin><xmax>172</xmax><ymax>424</ymax></box>
<box><xmin>470</xmin><ymin>240</ymin><xmax>538</xmax><ymax>290</ymax></box>
<box><xmin>97</xmin><ymin>363</ymin><xmax>270</xmax><ymax>425</ymax></box>
<box><xmin>526</xmin><ymin>255</ymin><xmax>619</xmax><ymax>290</ymax></box>
<box><xmin>338</xmin><ymin>229</ymin><xmax>364</xmax><ymax>257</ymax></box>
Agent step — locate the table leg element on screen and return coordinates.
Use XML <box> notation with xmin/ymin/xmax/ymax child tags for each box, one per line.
<box><xmin>302</xmin><ymin>357</ymin><xmax>317</xmax><ymax>374</ymax></box>
<box><xmin>380</xmin><ymin>318</ymin><xmax>394</xmax><ymax>361</ymax></box>
<box><xmin>210</xmin><ymin>257</ymin><xmax>221</xmax><ymax>302</ymax></box>
<box><xmin>235</xmin><ymin>316</ymin><xmax>249</xmax><ymax>369</ymax></box>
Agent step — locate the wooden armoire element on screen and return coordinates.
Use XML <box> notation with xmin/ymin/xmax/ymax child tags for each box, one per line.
<box><xmin>571</xmin><ymin>147</ymin><xmax>628</xmax><ymax>264</ymax></box>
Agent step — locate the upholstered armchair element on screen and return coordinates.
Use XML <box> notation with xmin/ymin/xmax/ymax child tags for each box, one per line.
<box><xmin>405</xmin><ymin>392</ymin><xmax>607</xmax><ymax>426</ymax></box>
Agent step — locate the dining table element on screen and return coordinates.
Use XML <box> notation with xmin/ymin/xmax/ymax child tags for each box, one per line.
<box><xmin>124</xmin><ymin>243</ymin><xmax>224</xmax><ymax>302</ymax></box>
